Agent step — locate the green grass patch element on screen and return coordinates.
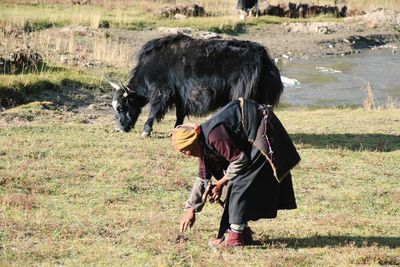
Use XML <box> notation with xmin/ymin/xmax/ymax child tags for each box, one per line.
<box><xmin>22</xmin><ymin>20</ymin><xmax>63</xmax><ymax>32</ymax></box>
<box><xmin>0</xmin><ymin>107</ymin><xmax>399</xmax><ymax>265</ymax></box>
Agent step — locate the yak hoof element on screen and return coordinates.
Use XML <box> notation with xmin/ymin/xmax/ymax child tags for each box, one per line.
<box><xmin>141</xmin><ymin>131</ymin><xmax>151</xmax><ymax>138</ymax></box>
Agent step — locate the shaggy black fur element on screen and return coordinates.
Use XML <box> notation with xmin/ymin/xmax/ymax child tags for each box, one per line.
<box><xmin>113</xmin><ymin>34</ymin><xmax>283</xmax><ymax>135</ymax></box>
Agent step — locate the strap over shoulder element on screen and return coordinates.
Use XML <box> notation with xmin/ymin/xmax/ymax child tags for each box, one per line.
<box><xmin>239</xmin><ymin>98</ymin><xmax>301</xmax><ymax>182</ymax></box>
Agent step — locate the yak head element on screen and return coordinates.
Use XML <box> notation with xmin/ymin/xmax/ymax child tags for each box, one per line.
<box><xmin>109</xmin><ymin>81</ymin><xmax>147</xmax><ymax>132</ymax></box>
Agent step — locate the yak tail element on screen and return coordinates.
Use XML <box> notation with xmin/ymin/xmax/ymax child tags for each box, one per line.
<box><xmin>258</xmin><ymin>50</ymin><xmax>283</xmax><ymax>107</ymax></box>
<box><xmin>232</xmin><ymin>49</ymin><xmax>283</xmax><ymax>107</ymax></box>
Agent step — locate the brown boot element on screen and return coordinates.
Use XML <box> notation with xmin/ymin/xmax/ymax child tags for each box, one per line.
<box><xmin>224</xmin><ymin>230</ymin><xmax>244</xmax><ymax>247</ymax></box>
<box><xmin>243</xmin><ymin>226</ymin><xmax>254</xmax><ymax>245</ymax></box>
<box><xmin>210</xmin><ymin>230</ymin><xmax>244</xmax><ymax>248</ymax></box>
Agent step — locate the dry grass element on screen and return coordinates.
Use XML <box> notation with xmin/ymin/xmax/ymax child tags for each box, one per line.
<box><xmin>92</xmin><ymin>38</ymin><xmax>131</xmax><ymax>67</ymax></box>
<box><xmin>1</xmin><ymin>27</ymin><xmax>134</xmax><ymax>69</ymax></box>
<box><xmin>2</xmin><ymin>0</ymin><xmax>400</xmax><ymax>17</ymax></box>
<box><xmin>362</xmin><ymin>81</ymin><xmax>376</xmax><ymax>110</ymax></box>
<box><xmin>362</xmin><ymin>81</ymin><xmax>398</xmax><ymax>111</ymax></box>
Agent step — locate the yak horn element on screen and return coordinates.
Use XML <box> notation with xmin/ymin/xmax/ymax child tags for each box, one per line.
<box><xmin>106</xmin><ymin>76</ymin><xmax>133</xmax><ymax>96</ymax></box>
<box><xmin>108</xmin><ymin>80</ymin><xmax>121</xmax><ymax>91</ymax></box>
<box><xmin>120</xmin><ymin>84</ymin><xmax>134</xmax><ymax>98</ymax></box>
<box><xmin>119</xmin><ymin>82</ymin><xmax>134</xmax><ymax>94</ymax></box>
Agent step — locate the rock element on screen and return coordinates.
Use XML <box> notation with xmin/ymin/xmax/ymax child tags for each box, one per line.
<box><xmin>282</xmin><ymin>54</ymin><xmax>293</xmax><ymax>60</ymax></box>
<box><xmin>60</xmin><ymin>55</ymin><xmax>68</xmax><ymax>64</ymax></box>
<box><xmin>71</xmin><ymin>0</ymin><xmax>91</xmax><ymax>5</ymax></box>
<box><xmin>86</xmin><ymin>104</ymin><xmax>96</xmax><ymax>110</ymax></box>
<box><xmin>197</xmin><ymin>31</ymin><xmax>219</xmax><ymax>39</ymax></box>
<box><xmin>345</xmin><ymin>9</ymin><xmax>400</xmax><ymax>28</ymax></box>
<box><xmin>317</xmin><ymin>26</ymin><xmax>328</xmax><ymax>34</ymax></box>
<box><xmin>174</xmin><ymin>14</ymin><xmax>187</xmax><ymax>20</ymax></box>
<box><xmin>100</xmin><ymin>94</ymin><xmax>111</xmax><ymax>100</ymax></box>
<box><xmin>0</xmin><ymin>46</ymin><xmax>44</xmax><ymax>74</ymax></box>
<box><xmin>99</xmin><ymin>20</ymin><xmax>110</xmax><ymax>29</ymax></box>
<box><xmin>158</xmin><ymin>27</ymin><xmax>192</xmax><ymax>35</ymax></box>
<box><xmin>286</xmin><ymin>22</ymin><xmax>342</xmax><ymax>34</ymax></box>
<box><xmin>157</xmin><ymin>4</ymin><xmax>205</xmax><ymax>18</ymax></box>
<box><xmin>157</xmin><ymin>27</ymin><xmax>221</xmax><ymax>40</ymax></box>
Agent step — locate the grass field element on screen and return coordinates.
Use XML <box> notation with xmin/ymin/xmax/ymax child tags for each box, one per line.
<box><xmin>1</xmin><ymin>0</ymin><xmax>400</xmax><ymax>265</ymax></box>
<box><xmin>1</xmin><ymin>103</ymin><xmax>399</xmax><ymax>265</ymax></box>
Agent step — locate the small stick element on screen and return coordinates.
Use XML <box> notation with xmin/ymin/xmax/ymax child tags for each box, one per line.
<box><xmin>175</xmin><ymin>232</ymin><xmax>188</xmax><ymax>244</ymax></box>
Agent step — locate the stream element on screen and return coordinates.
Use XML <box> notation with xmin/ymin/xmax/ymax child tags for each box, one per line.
<box><xmin>279</xmin><ymin>48</ymin><xmax>400</xmax><ymax>107</ymax></box>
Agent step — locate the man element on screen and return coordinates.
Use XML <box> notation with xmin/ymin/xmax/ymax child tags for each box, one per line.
<box><xmin>172</xmin><ymin>98</ymin><xmax>300</xmax><ymax>247</ymax></box>
<box><xmin>237</xmin><ymin>0</ymin><xmax>259</xmax><ymax>19</ymax></box>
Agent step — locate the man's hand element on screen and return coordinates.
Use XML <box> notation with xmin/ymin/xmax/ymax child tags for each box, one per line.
<box><xmin>180</xmin><ymin>208</ymin><xmax>196</xmax><ymax>233</ymax></box>
<box><xmin>211</xmin><ymin>176</ymin><xmax>229</xmax><ymax>201</ymax></box>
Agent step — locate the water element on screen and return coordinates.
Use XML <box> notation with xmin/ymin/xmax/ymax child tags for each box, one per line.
<box><xmin>279</xmin><ymin>48</ymin><xmax>400</xmax><ymax>107</ymax></box>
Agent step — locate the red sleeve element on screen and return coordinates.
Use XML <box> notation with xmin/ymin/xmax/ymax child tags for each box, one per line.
<box><xmin>208</xmin><ymin>124</ymin><xmax>242</xmax><ymax>162</ymax></box>
<box><xmin>198</xmin><ymin>156</ymin><xmax>211</xmax><ymax>180</ymax></box>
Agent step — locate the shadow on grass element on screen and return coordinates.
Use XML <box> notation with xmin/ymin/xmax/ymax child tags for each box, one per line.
<box><xmin>116</xmin><ymin>133</ymin><xmax>400</xmax><ymax>151</ymax></box>
<box><xmin>255</xmin><ymin>235</ymin><xmax>400</xmax><ymax>248</ymax></box>
<box><xmin>0</xmin><ymin>78</ymin><xmax>105</xmax><ymax>109</ymax></box>
<box><xmin>23</xmin><ymin>20</ymin><xmax>63</xmax><ymax>33</ymax></box>
<box><xmin>291</xmin><ymin>133</ymin><xmax>400</xmax><ymax>152</ymax></box>
<box><xmin>209</xmin><ymin>22</ymin><xmax>247</xmax><ymax>36</ymax></box>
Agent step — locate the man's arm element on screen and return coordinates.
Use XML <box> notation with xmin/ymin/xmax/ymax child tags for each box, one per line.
<box><xmin>184</xmin><ymin>176</ymin><xmax>208</xmax><ymax>212</ymax></box>
<box><xmin>180</xmin><ymin>176</ymin><xmax>207</xmax><ymax>233</ymax></box>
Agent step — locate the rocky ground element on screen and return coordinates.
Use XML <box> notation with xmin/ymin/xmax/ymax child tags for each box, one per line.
<box><xmin>117</xmin><ymin>9</ymin><xmax>400</xmax><ymax>61</ymax></box>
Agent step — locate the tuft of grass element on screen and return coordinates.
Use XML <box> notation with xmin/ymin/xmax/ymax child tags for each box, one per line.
<box><xmin>361</xmin><ymin>81</ymin><xmax>399</xmax><ymax>111</ymax></box>
<box><xmin>362</xmin><ymin>81</ymin><xmax>377</xmax><ymax>110</ymax></box>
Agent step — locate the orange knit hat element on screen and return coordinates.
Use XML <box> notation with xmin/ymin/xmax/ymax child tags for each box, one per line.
<box><xmin>171</xmin><ymin>124</ymin><xmax>200</xmax><ymax>151</ymax></box>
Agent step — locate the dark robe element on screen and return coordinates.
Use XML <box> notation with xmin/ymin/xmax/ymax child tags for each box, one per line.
<box><xmin>237</xmin><ymin>0</ymin><xmax>258</xmax><ymax>10</ymax></box>
<box><xmin>199</xmin><ymin>98</ymin><xmax>300</xmax><ymax>238</ymax></box>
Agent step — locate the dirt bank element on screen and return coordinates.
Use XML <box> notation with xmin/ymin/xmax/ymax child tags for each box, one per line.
<box><xmin>104</xmin><ymin>9</ymin><xmax>400</xmax><ymax>63</ymax></box>
<box><xmin>239</xmin><ymin>22</ymin><xmax>399</xmax><ymax>60</ymax></box>
<box><xmin>2</xmin><ymin>9</ymin><xmax>399</xmax><ymax>68</ymax></box>
<box><xmin>239</xmin><ymin>9</ymin><xmax>400</xmax><ymax>59</ymax></box>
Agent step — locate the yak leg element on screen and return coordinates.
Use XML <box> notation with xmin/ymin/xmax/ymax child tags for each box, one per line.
<box><xmin>141</xmin><ymin>103</ymin><xmax>162</xmax><ymax>137</ymax></box>
<box><xmin>174</xmin><ymin>103</ymin><xmax>185</xmax><ymax>128</ymax></box>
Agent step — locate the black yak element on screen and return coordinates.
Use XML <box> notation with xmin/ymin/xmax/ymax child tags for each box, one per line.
<box><xmin>110</xmin><ymin>34</ymin><xmax>283</xmax><ymax>137</ymax></box>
